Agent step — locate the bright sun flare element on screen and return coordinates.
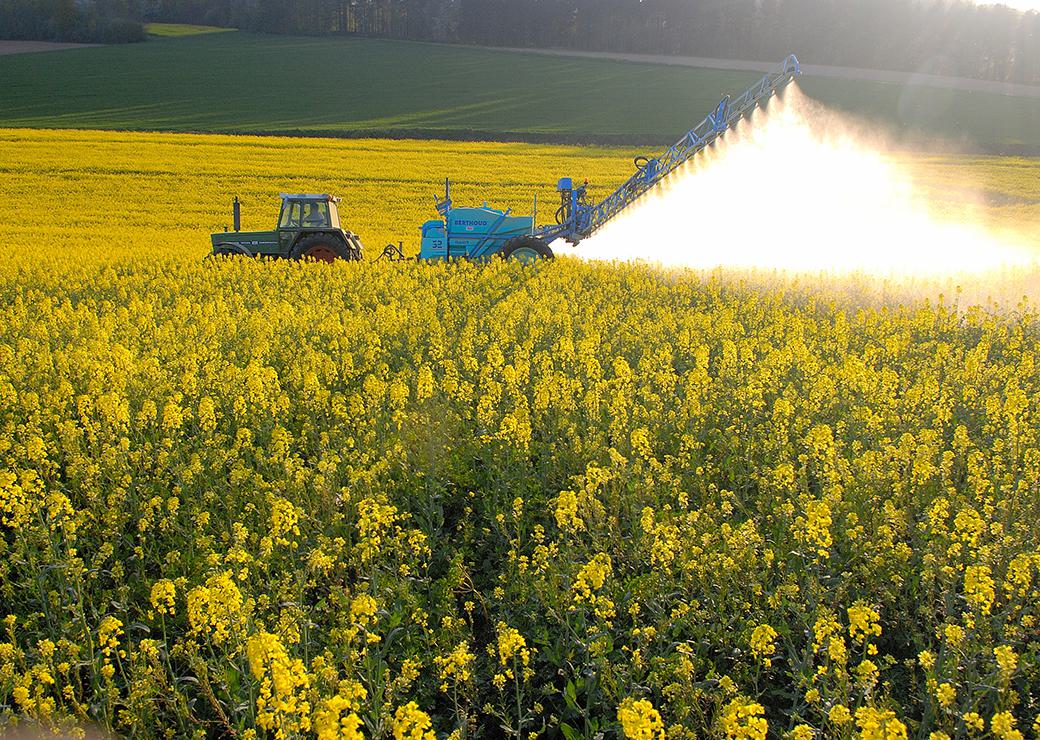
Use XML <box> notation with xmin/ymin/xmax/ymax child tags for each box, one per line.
<box><xmin>979</xmin><ymin>0</ymin><xmax>1040</xmax><ymax>10</ymax></box>
<box><xmin>562</xmin><ymin>86</ymin><xmax>1037</xmax><ymax>277</ymax></box>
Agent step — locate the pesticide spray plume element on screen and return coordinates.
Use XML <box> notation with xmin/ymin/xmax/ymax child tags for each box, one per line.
<box><xmin>563</xmin><ymin>84</ymin><xmax>1039</xmax><ymax>305</ymax></box>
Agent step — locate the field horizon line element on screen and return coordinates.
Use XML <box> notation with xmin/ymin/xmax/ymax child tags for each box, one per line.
<box><xmin>6</xmin><ymin>123</ymin><xmax>1036</xmax><ymax>157</ymax></box>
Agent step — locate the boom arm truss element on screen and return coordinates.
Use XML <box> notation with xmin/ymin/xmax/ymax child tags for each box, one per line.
<box><xmin>539</xmin><ymin>55</ymin><xmax>801</xmax><ymax>244</ymax></box>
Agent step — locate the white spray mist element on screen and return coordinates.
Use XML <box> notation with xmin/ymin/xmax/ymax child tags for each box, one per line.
<box><xmin>560</xmin><ymin>85</ymin><xmax>1037</xmax><ymax>279</ymax></box>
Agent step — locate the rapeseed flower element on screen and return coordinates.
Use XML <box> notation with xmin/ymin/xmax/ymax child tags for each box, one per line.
<box><xmin>994</xmin><ymin>645</ymin><xmax>1017</xmax><ymax>680</ymax></box>
<box><xmin>149</xmin><ymin>579</ymin><xmax>176</xmax><ymax>616</ymax></box>
<box><xmin>990</xmin><ymin>711</ymin><xmax>1023</xmax><ymax>740</ymax></box>
<box><xmin>392</xmin><ymin>702</ymin><xmax>435</xmax><ymax>740</ymax></box>
<box><xmin>617</xmin><ymin>697</ymin><xmax>665</xmax><ymax>740</ymax></box>
<box><xmin>964</xmin><ymin>565</ymin><xmax>995</xmax><ymax>614</ymax></box>
<box><xmin>720</xmin><ymin>699</ymin><xmax>767</xmax><ymax>740</ymax></box>
<box><xmin>854</xmin><ymin>707</ymin><xmax>907</xmax><ymax>739</ymax></box>
<box><xmin>749</xmin><ymin>624</ymin><xmax>778</xmax><ymax>667</ymax></box>
<box><xmin>246</xmin><ymin>631</ymin><xmax>312</xmax><ymax>736</ymax></box>
<box><xmin>186</xmin><ymin>571</ymin><xmax>246</xmax><ymax>645</ymax></box>
<box><xmin>434</xmin><ymin>641</ymin><xmax>475</xmax><ymax>692</ymax></box>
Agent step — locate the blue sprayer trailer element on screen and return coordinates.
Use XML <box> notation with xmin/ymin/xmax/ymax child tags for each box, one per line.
<box><xmin>417</xmin><ymin>55</ymin><xmax>801</xmax><ymax>262</ymax></box>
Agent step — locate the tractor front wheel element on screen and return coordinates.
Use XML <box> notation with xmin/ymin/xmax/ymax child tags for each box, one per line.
<box><xmin>290</xmin><ymin>235</ymin><xmax>352</xmax><ymax>263</ymax></box>
<box><xmin>500</xmin><ymin>237</ymin><xmax>553</xmax><ymax>263</ymax></box>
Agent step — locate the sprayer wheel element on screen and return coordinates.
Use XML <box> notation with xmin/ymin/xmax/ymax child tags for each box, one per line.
<box><xmin>500</xmin><ymin>237</ymin><xmax>553</xmax><ymax>263</ymax></box>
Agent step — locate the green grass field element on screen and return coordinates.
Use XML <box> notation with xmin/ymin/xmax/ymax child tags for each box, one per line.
<box><xmin>2</xmin><ymin>31</ymin><xmax>1039</xmax><ymax>152</ymax></box>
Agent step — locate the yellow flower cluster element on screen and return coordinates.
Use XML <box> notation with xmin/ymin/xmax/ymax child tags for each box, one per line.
<box><xmin>990</xmin><ymin>711</ymin><xmax>1023</xmax><ymax>740</ymax></box>
<box><xmin>828</xmin><ymin>705</ymin><xmax>852</xmax><ymax>725</ymax></box>
<box><xmin>97</xmin><ymin>617</ymin><xmax>123</xmax><ymax>660</ymax></box>
<box><xmin>392</xmin><ymin>701</ymin><xmax>436</xmax><ymax>740</ymax></box>
<box><xmin>492</xmin><ymin>622</ymin><xmax>534</xmax><ymax>690</ymax></box>
<box><xmin>963</xmin><ymin>565</ymin><xmax>996</xmax><ymax>615</ymax></box>
<box><xmin>640</xmin><ymin>506</ymin><xmax>681</xmax><ymax>571</ymax></box>
<box><xmin>794</xmin><ymin>498</ymin><xmax>833</xmax><ymax>559</ymax></box>
<box><xmin>854</xmin><ymin>707</ymin><xmax>907</xmax><ymax>740</ymax></box>
<box><xmin>749</xmin><ymin>624</ymin><xmax>778</xmax><ymax>665</ymax></box>
<box><xmin>434</xmin><ymin>641</ymin><xmax>475</xmax><ymax>692</ymax></box>
<box><xmin>554</xmin><ymin>489</ymin><xmax>583</xmax><ymax>532</ymax></box>
<box><xmin>313</xmin><ymin>696</ymin><xmax>364</xmax><ymax>740</ymax></box>
<box><xmin>350</xmin><ymin>594</ymin><xmax>378</xmax><ymax>627</ymax></box>
<box><xmin>246</xmin><ymin>631</ymin><xmax>312</xmax><ymax>737</ymax></box>
<box><xmin>994</xmin><ymin>645</ymin><xmax>1018</xmax><ymax>680</ymax></box>
<box><xmin>266</xmin><ymin>495</ymin><xmax>301</xmax><ymax>553</ymax></box>
<box><xmin>572</xmin><ymin>552</ymin><xmax>616</xmax><ymax>624</ymax></box>
<box><xmin>149</xmin><ymin>579</ymin><xmax>176</xmax><ymax>616</ymax></box>
<box><xmin>353</xmin><ymin>496</ymin><xmax>428</xmax><ymax>570</ymax></box>
<box><xmin>813</xmin><ymin>612</ymin><xmax>847</xmax><ymax>666</ymax></box>
<box><xmin>555</xmin><ymin>464</ymin><xmax>614</xmax><ymax>536</ymax></box>
<box><xmin>186</xmin><ymin>571</ymin><xmax>246</xmax><ymax>645</ymax></box>
<box><xmin>356</xmin><ymin>498</ymin><xmax>401</xmax><ymax>564</ymax></box>
<box><xmin>720</xmin><ymin>699</ymin><xmax>767</xmax><ymax>740</ymax></box>
<box><xmin>313</xmin><ymin>682</ymin><xmax>366</xmax><ymax>740</ymax></box>
<box><xmin>0</xmin><ymin>470</ymin><xmax>36</xmax><ymax>529</ymax></box>
<box><xmin>617</xmin><ymin>697</ymin><xmax>665</xmax><ymax>740</ymax></box>
<box><xmin>496</xmin><ymin>623</ymin><xmax>530</xmax><ymax>667</ymax></box>
<box><xmin>847</xmin><ymin>603</ymin><xmax>881</xmax><ymax>643</ymax></box>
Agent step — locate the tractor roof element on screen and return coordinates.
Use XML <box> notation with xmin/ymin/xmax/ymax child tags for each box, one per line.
<box><xmin>279</xmin><ymin>193</ymin><xmax>341</xmax><ymax>203</ymax></box>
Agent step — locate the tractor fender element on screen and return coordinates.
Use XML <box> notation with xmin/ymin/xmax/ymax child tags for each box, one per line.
<box><xmin>214</xmin><ymin>242</ymin><xmax>254</xmax><ymax>257</ymax></box>
<box><xmin>344</xmin><ymin>233</ymin><xmax>364</xmax><ymax>260</ymax></box>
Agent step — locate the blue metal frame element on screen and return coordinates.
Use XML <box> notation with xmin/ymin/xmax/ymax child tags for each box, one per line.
<box><xmin>470</xmin><ymin>209</ymin><xmax>513</xmax><ymax>258</ymax></box>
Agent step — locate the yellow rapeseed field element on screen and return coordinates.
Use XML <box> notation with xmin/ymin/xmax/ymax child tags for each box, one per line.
<box><xmin>0</xmin><ymin>128</ymin><xmax>1038</xmax><ymax>739</ymax></box>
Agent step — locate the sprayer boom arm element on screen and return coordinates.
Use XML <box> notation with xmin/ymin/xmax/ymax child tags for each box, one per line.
<box><xmin>542</xmin><ymin>55</ymin><xmax>801</xmax><ymax>243</ymax></box>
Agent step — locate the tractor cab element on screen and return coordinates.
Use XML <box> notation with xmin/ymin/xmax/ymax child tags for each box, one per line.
<box><xmin>211</xmin><ymin>193</ymin><xmax>364</xmax><ymax>262</ymax></box>
<box><xmin>274</xmin><ymin>194</ymin><xmax>350</xmax><ymax>259</ymax></box>
<box><xmin>278</xmin><ymin>194</ymin><xmax>340</xmax><ymax>231</ymax></box>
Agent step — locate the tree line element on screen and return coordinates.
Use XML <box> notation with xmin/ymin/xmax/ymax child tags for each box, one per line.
<box><xmin>4</xmin><ymin>0</ymin><xmax>1038</xmax><ymax>84</ymax></box>
<box><xmin>151</xmin><ymin>0</ymin><xmax>1040</xmax><ymax>84</ymax></box>
<box><xmin>0</xmin><ymin>0</ymin><xmax>145</xmax><ymax>43</ymax></box>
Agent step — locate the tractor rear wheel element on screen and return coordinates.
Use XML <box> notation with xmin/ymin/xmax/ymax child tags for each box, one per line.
<box><xmin>290</xmin><ymin>235</ymin><xmax>352</xmax><ymax>263</ymax></box>
<box><xmin>500</xmin><ymin>237</ymin><xmax>553</xmax><ymax>263</ymax></box>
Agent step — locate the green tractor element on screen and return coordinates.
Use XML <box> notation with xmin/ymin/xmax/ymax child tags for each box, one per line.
<box><xmin>211</xmin><ymin>194</ymin><xmax>364</xmax><ymax>262</ymax></box>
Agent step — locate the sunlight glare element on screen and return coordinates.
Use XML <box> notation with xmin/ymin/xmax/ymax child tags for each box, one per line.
<box><xmin>978</xmin><ymin>0</ymin><xmax>1040</xmax><ymax>11</ymax></box>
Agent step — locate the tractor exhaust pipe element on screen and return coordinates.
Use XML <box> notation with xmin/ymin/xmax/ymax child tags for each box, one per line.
<box><xmin>233</xmin><ymin>196</ymin><xmax>241</xmax><ymax>232</ymax></box>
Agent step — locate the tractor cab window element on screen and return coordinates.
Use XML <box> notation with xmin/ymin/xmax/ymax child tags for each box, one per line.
<box><xmin>302</xmin><ymin>202</ymin><xmax>330</xmax><ymax>228</ymax></box>
<box><xmin>279</xmin><ymin>201</ymin><xmax>303</xmax><ymax>228</ymax></box>
<box><xmin>279</xmin><ymin>199</ymin><xmax>331</xmax><ymax>229</ymax></box>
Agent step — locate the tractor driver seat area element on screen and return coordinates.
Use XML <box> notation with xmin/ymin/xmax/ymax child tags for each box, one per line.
<box><xmin>303</xmin><ymin>203</ymin><xmax>330</xmax><ymax>228</ymax></box>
